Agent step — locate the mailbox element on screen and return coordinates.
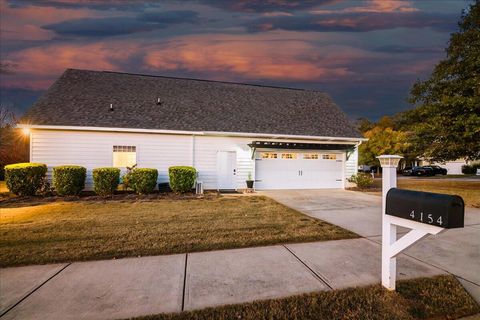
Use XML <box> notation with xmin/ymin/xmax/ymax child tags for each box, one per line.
<box><xmin>386</xmin><ymin>188</ymin><xmax>464</xmax><ymax>229</ymax></box>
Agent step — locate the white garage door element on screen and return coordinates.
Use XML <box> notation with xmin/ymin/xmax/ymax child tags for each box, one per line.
<box><xmin>255</xmin><ymin>151</ymin><xmax>344</xmax><ymax>190</ymax></box>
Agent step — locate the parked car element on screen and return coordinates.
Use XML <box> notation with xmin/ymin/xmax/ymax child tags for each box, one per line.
<box><xmin>425</xmin><ymin>165</ymin><xmax>447</xmax><ymax>175</ymax></box>
<box><xmin>411</xmin><ymin>166</ymin><xmax>434</xmax><ymax>176</ymax></box>
<box><xmin>401</xmin><ymin>166</ymin><xmax>413</xmax><ymax>176</ymax></box>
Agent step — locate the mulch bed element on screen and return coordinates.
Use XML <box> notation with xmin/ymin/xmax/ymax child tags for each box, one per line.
<box><xmin>0</xmin><ymin>190</ymin><xmax>219</xmax><ymax>206</ymax></box>
<box><xmin>346</xmin><ymin>187</ymin><xmax>382</xmax><ymax>192</ymax></box>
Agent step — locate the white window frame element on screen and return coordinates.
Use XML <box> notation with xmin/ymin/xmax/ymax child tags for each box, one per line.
<box><xmin>261</xmin><ymin>152</ymin><xmax>278</xmax><ymax>159</ymax></box>
<box><xmin>281</xmin><ymin>153</ymin><xmax>297</xmax><ymax>159</ymax></box>
<box><xmin>322</xmin><ymin>154</ymin><xmax>337</xmax><ymax>160</ymax></box>
<box><xmin>303</xmin><ymin>153</ymin><xmax>319</xmax><ymax>160</ymax></box>
<box><xmin>113</xmin><ymin>145</ymin><xmax>137</xmax><ymax>168</ymax></box>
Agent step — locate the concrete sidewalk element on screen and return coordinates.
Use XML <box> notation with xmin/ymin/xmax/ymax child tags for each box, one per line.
<box><xmin>262</xmin><ymin>189</ymin><xmax>480</xmax><ymax>303</ymax></box>
<box><xmin>0</xmin><ymin>238</ymin><xmax>444</xmax><ymax>320</ymax></box>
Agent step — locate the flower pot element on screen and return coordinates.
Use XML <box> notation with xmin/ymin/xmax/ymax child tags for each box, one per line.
<box><xmin>246</xmin><ymin>180</ymin><xmax>254</xmax><ymax>189</ymax></box>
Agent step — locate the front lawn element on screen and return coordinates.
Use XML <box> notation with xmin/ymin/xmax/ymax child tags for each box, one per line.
<box><xmin>369</xmin><ymin>179</ymin><xmax>480</xmax><ymax>208</ymax></box>
<box><xmin>0</xmin><ymin>196</ymin><xmax>357</xmax><ymax>267</ymax></box>
<box><xmin>132</xmin><ymin>275</ymin><xmax>479</xmax><ymax>320</ymax></box>
<box><xmin>397</xmin><ymin>179</ymin><xmax>480</xmax><ymax>208</ymax></box>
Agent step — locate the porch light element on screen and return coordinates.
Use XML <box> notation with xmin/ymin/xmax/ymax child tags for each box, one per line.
<box><xmin>22</xmin><ymin>127</ymin><xmax>30</xmax><ymax>136</ymax></box>
<box><xmin>377</xmin><ymin>155</ymin><xmax>403</xmax><ymax>168</ymax></box>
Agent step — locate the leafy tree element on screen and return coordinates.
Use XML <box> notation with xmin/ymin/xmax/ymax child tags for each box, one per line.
<box><xmin>405</xmin><ymin>1</ymin><xmax>480</xmax><ymax>162</ymax></box>
<box><xmin>0</xmin><ymin>106</ymin><xmax>29</xmax><ymax>180</ymax></box>
<box><xmin>359</xmin><ymin>123</ymin><xmax>411</xmax><ymax>166</ymax></box>
<box><xmin>355</xmin><ymin>117</ymin><xmax>374</xmax><ymax>134</ymax></box>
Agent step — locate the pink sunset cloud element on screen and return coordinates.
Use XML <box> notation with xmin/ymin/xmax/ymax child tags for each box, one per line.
<box><xmin>3</xmin><ymin>32</ymin><xmax>389</xmax><ymax>90</ymax></box>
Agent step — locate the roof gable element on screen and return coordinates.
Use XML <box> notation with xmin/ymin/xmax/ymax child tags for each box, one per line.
<box><xmin>21</xmin><ymin>69</ymin><xmax>362</xmax><ymax>138</ymax></box>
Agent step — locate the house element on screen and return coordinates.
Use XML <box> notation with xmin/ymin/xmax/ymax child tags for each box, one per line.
<box><xmin>18</xmin><ymin>69</ymin><xmax>365</xmax><ymax>190</ymax></box>
<box><xmin>421</xmin><ymin>159</ymin><xmax>468</xmax><ymax>175</ymax></box>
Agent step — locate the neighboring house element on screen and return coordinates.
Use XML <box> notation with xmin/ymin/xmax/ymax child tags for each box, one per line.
<box><xmin>18</xmin><ymin>69</ymin><xmax>365</xmax><ymax>190</ymax></box>
<box><xmin>422</xmin><ymin>159</ymin><xmax>468</xmax><ymax>175</ymax></box>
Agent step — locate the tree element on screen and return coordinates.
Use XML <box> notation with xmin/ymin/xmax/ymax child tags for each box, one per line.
<box><xmin>358</xmin><ymin>117</ymin><xmax>411</xmax><ymax>166</ymax></box>
<box><xmin>0</xmin><ymin>106</ymin><xmax>29</xmax><ymax>180</ymax></box>
<box><xmin>406</xmin><ymin>1</ymin><xmax>480</xmax><ymax>162</ymax></box>
<box><xmin>355</xmin><ymin>117</ymin><xmax>374</xmax><ymax>134</ymax></box>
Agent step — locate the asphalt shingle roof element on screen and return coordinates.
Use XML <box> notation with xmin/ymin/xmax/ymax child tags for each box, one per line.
<box><xmin>21</xmin><ymin>69</ymin><xmax>362</xmax><ymax>138</ymax></box>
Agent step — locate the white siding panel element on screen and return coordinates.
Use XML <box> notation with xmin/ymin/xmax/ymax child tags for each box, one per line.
<box><xmin>345</xmin><ymin>147</ymin><xmax>358</xmax><ymax>178</ymax></box>
<box><xmin>31</xmin><ymin>129</ymin><xmax>359</xmax><ymax>190</ymax></box>
<box><xmin>193</xmin><ymin>136</ymin><xmax>254</xmax><ymax>190</ymax></box>
<box><xmin>31</xmin><ymin>130</ymin><xmax>192</xmax><ymax>189</ymax></box>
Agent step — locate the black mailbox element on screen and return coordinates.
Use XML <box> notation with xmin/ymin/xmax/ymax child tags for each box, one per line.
<box><xmin>386</xmin><ymin>188</ymin><xmax>464</xmax><ymax>229</ymax></box>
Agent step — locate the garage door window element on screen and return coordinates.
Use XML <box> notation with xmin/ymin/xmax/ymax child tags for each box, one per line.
<box><xmin>281</xmin><ymin>153</ymin><xmax>297</xmax><ymax>159</ymax></box>
<box><xmin>261</xmin><ymin>152</ymin><xmax>278</xmax><ymax>159</ymax></box>
<box><xmin>303</xmin><ymin>153</ymin><xmax>319</xmax><ymax>159</ymax></box>
<box><xmin>113</xmin><ymin>145</ymin><xmax>137</xmax><ymax>167</ymax></box>
<box><xmin>322</xmin><ymin>154</ymin><xmax>337</xmax><ymax>160</ymax></box>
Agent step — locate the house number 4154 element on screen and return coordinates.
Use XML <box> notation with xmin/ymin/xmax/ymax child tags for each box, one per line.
<box><xmin>410</xmin><ymin>210</ymin><xmax>443</xmax><ymax>225</ymax></box>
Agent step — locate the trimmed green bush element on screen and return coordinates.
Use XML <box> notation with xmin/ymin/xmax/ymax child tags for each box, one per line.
<box><xmin>93</xmin><ymin>167</ymin><xmax>120</xmax><ymax>196</ymax></box>
<box><xmin>4</xmin><ymin>163</ymin><xmax>47</xmax><ymax>196</ymax></box>
<box><xmin>169</xmin><ymin>166</ymin><xmax>196</xmax><ymax>193</ymax></box>
<box><xmin>53</xmin><ymin>165</ymin><xmax>86</xmax><ymax>196</ymax></box>
<box><xmin>129</xmin><ymin>168</ymin><xmax>158</xmax><ymax>194</ymax></box>
<box><xmin>347</xmin><ymin>173</ymin><xmax>374</xmax><ymax>189</ymax></box>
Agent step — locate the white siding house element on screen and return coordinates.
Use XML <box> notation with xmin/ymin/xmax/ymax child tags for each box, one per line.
<box><xmin>20</xmin><ymin>69</ymin><xmax>364</xmax><ymax>191</ymax></box>
<box><xmin>422</xmin><ymin>159</ymin><xmax>468</xmax><ymax>175</ymax></box>
<box><xmin>29</xmin><ymin>128</ymin><xmax>360</xmax><ymax>190</ymax></box>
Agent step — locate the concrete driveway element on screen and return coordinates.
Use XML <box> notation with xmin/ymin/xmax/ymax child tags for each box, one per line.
<box><xmin>262</xmin><ymin>189</ymin><xmax>480</xmax><ymax>302</ymax></box>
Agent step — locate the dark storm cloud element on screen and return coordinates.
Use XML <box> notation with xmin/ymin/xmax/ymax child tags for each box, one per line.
<box><xmin>246</xmin><ymin>12</ymin><xmax>458</xmax><ymax>33</ymax></box>
<box><xmin>373</xmin><ymin>45</ymin><xmax>444</xmax><ymax>54</ymax></box>
<box><xmin>138</xmin><ymin>10</ymin><xmax>199</xmax><ymax>24</ymax></box>
<box><xmin>199</xmin><ymin>0</ymin><xmax>338</xmax><ymax>13</ymax></box>
<box><xmin>0</xmin><ymin>62</ymin><xmax>17</xmax><ymax>75</ymax></box>
<box><xmin>42</xmin><ymin>10</ymin><xmax>201</xmax><ymax>37</ymax></box>
<box><xmin>42</xmin><ymin>17</ymin><xmax>158</xmax><ymax>37</ymax></box>
<box><xmin>7</xmin><ymin>0</ymin><xmax>159</xmax><ymax>11</ymax></box>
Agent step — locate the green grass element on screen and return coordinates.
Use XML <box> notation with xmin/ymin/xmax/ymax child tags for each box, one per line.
<box><xmin>371</xmin><ymin>179</ymin><xmax>480</xmax><ymax>208</ymax></box>
<box><xmin>130</xmin><ymin>275</ymin><xmax>479</xmax><ymax>320</ymax></box>
<box><xmin>0</xmin><ymin>196</ymin><xmax>357</xmax><ymax>267</ymax></box>
<box><xmin>420</xmin><ymin>174</ymin><xmax>478</xmax><ymax>179</ymax></box>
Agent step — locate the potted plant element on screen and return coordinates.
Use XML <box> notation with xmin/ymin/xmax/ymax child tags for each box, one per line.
<box><xmin>246</xmin><ymin>172</ymin><xmax>254</xmax><ymax>189</ymax></box>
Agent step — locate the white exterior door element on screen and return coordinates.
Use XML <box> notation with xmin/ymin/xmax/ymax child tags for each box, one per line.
<box><xmin>255</xmin><ymin>151</ymin><xmax>344</xmax><ymax>189</ymax></box>
<box><xmin>217</xmin><ymin>151</ymin><xmax>237</xmax><ymax>190</ymax></box>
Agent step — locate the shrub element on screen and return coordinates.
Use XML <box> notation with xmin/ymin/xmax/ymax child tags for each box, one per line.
<box><xmin>462</xmin><ymin>163</ymin><xmax>480</xmax><ymax>174</ymax></box>
<box><xmin>4</xmin><ymin>163</ymin><xmax>47</xmax><ymax>196</ymax></box>
<box><xmin>168</xmin><ymin>166</ymin><xmax>196</xmax><ymax>193</ymax></box>
<box><xmin>53</xmin><ymin>165</ymin><xmax>86</xmax><ymax>196</ymax></box>
<box><xmin>348</xmin><ymin>173</ymin><xmax>374</xmax><ymax>189</ymax></box>
<box><xmin>129</xmin><ymin>168</ymin><xmax>158</xmax><ymax>194</ymax></box>
<box><xmin>93</xmin><ymin>167</ymin><xmax>120</xmax><ymax>196</ymax></box>
<box><xmin>121</xmin><ymin>164</ymin><xmax>137</xmax><ymax>190</ymax></box>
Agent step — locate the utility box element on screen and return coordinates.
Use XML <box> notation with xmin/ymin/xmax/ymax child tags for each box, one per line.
<box><xmin>386</xmin><ymin>188</ymin><xmax>464</xmax><ymax>229</ymax></box>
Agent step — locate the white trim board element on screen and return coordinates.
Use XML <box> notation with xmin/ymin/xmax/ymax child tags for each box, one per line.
<box><xmin>18</xmin><ymin>124</ymin><xmax>366</xmax><ymax>143</ymax></box>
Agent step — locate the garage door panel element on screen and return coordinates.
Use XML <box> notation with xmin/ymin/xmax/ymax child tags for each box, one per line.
<box><xmin>255</xmin><ymin>152</ymin><xmax>344</xmax><ymax>190</ymax></box>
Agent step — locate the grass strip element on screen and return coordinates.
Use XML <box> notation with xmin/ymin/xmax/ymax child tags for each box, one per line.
<box><xmin>131</xmin><ymin>275</ymin><xmax>479</xmax><ymax>320</ymax></box>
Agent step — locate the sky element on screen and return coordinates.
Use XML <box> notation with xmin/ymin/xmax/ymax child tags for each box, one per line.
<box><xmin>0</xmin><ymin>0</ymin><xmax>470</xmax><ymax>120</ymax></box>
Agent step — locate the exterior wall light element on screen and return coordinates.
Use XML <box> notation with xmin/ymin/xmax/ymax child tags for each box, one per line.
<box><xmin>22</xmin><ymin>127</ymin><xmax>30</xmax><ymax>136</ymax></box>
<box><xmin>376</xmin><ymin>155</ymin><xmax>403</xmax><ymax>168</ymax></box>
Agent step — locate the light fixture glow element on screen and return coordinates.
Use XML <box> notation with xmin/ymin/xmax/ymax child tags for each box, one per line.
<box><xmin>376</xmin><ymin>155</ymin><xmax>403</xmax><ymax>167</ymax></box>
<box><xmin>22</xmin><ymin>127</ymin><xmax>30</xmax><ymax>136</ymax></box>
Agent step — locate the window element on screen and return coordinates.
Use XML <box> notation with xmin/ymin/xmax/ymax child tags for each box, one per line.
<box><xmin>281</xmin><ymin>153</ymin><xmax>297</xmax><ymax>159</ymax></box>
<box><xmin>303</xmin><ymin>153</ymin><xmax>319</xmax><ymax>160</ymax></box>
<box><xmin>322</xmin><ymin>154</ymin><xmax>337</xmax><ymax>160</ymax></box>
<box><xmin>261</xmin><ymin>152</ymin><xmax>278</xmax><ymax>159</ymax></box>
<box><xmin>113</xmin><ymin>145</ymin><xmax>136</xmax><ymax>167</ymax></box>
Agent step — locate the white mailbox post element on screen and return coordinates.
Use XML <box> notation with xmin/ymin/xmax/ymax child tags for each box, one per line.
<box><xmin>377</xmin><ymin>155</ymin><xmax>448</xmax><ymax>291</ymax></box>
